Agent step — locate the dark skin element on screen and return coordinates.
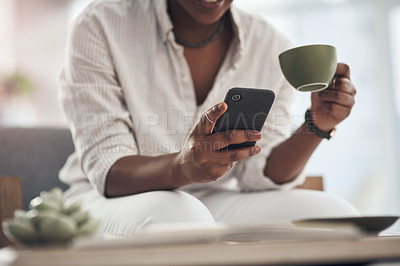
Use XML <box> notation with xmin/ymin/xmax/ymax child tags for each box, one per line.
<box><xmin>105</xmin><ymin>0</ymin><xmax>357</xmax><ymax>197</ymax></box>
<box><xmin>266</xmin><ymin>64</ymin><xmax>356</xmax><ymax>182</ymax></box>
<box><xmin>168</xmin><ymin>0</ymin><xmax>233</xmax><ymax>105</ymax></box>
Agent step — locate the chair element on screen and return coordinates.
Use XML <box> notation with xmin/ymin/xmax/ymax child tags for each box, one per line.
<box><xmin>0</xmin><ymin>127</ymin><xmax>73</xmax><ymax>246</ymax></box>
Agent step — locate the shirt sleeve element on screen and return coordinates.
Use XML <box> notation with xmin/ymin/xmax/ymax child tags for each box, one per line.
<box><xmin>234</xmin><ymin>79</ymin><xmax>307</xmax><ymax>192</ymax></box>
<box><xmin>58</xmin><ymin>10</ymin><xmax>138</xmax><ymax>196</ymax></box>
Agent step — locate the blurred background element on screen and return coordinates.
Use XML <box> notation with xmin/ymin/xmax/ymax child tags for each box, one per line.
<box><xmin>0</xmin><ymin>0</ymin><xmax>399</xmax><ymax>230</ymax></box>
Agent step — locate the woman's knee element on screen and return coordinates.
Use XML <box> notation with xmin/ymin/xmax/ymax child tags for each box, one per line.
<box><xmin>278</xmin><ymin>189</ymin><xmax>361</xmax><ymax>219</ymax></box>
<box><xmin>203</xmin><ymin>188</ymin><xmax>360</xmax><ymax>223</ymax></box>
<box><xmin>84</xmin><ymin>190</ymin><xmax>215</xmax><ymax>237</ymax></box>
<box><xmin>137</xmin><ymin>190</ymin><xmax>215</xmax><ymax>224</ymax></box>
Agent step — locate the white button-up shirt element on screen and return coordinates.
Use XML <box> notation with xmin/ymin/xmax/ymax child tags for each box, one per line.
<box><xmin>58</xmin><ymin>0</ymin><xmax>306</xmax><ymax>196</ymax></box>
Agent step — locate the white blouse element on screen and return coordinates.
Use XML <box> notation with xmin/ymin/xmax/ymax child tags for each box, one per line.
<box><xmin>58</xmin><ymin>0</ymin><xmax>306</xmax><ymax>196</ymax></box>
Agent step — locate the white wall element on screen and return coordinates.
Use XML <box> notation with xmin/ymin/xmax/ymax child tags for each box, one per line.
<box><xmin>0</xmin><ymin>0</ymin><xmax>15</xmax><ymax>74</ymax></box>
<box><xmin>235</xmin><ymin>0</ymin><xmax>400</xmax><ymax>231</ymax></box>
<box><xmin>11</xmin><ymin>0</ymin><xmax>70</xmax><ymax>126</ymax></box>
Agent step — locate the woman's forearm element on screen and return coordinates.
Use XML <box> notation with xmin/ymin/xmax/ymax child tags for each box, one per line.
<box><xmin>105</xmin><ymin>102</ymin><xmax>264</xmax><ymax>198</ymax></box>
<box><xmin>105</xmin><ymin>153</ymin><xmax>187</xmax><ymax>197</ymax></box>
<box><xmin>106</xmin><ymin>122</ymin><xmax>321</xmax><ymax>197</ymax></box>
<box><xmin>264</xmin><ymin>123</ymin><xmax>323</xmax><ymax>184</ymax></box>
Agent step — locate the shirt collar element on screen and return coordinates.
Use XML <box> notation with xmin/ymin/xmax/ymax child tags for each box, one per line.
<box><xmin>228</xmin><ymin>5</ymin><xmax>245</xmax><ymax>61</ymax></box>
<box><xmin>154</xmin><ymin>0</ymin><xmax>244</xmax><ymax>55</ymax></box>
<box><xmin>153</xmin><ymin>0</ymin><xmax>174</xmax><ymax>44</ymax></box>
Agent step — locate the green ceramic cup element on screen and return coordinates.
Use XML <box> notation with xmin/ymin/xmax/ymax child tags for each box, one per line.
<box><xmin>279</xmin><ymin>44</ymin><xmax>337</xmax><ymax>92</ymax></box>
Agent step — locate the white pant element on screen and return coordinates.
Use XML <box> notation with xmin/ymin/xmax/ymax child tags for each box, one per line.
<box><xmin>64</xmin><ymin>183</ymin><xmax>360</xmax><ymax>238</ymax></box>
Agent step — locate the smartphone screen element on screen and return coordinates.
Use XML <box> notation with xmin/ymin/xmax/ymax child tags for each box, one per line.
<box><xmin>212</xmin><ymin>87</ymin><xmax>275</xmax><ymax>150</ymax></box>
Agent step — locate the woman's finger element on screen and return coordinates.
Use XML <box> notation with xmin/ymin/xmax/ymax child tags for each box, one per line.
<box><xmin>203</xmin><ymin>129</ymin><xmax>262</xmax><ymax>151</ymax></box>
<box><xmin>326</xmin><ymin>77</ymin><xmax>356</xmax><ymax>95</ymax></box>
<box><xmin>195</xmin><ymin>102</ymin><xmax>227</xmax><ymax>136</ymax></box>
<box><xmin>334</xmin><ymin>77</ymin><xmax>356</xmax><ymax>95</ymax></box>
<box><xmin>212</xmin><ymin>145</ymin><xmax>262</xmax><ymax>164</ymax></box>
<box><xmin>321</xmin><ymin>102</ymin><xmax>352</xmax><ymax>119</ymax></box>
<box><xmin>335</xmin><ymin>63</ymin><xmax>351</xmax><ymax>79</ymax></box>
<box><xmin>318</xmin><ymin>89</ymin><xmax>355</xmax><ymax>108</ymax></box>
<box><xmin>194</xmin><ymin>145</ymin><xmax>262</xmax><ymax>165</ymax></box>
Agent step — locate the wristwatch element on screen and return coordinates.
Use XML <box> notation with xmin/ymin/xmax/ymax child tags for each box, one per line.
<box><xmin>305</xmin><ymin>109</ymin><xmax>336</xmax><ymax>140</ymax></box>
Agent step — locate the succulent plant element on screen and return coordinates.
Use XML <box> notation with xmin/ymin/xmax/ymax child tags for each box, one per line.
<box><xmin>2</xmin><ymin>188</ymin><xmax>99</xmax><ymax>246</ymax></box>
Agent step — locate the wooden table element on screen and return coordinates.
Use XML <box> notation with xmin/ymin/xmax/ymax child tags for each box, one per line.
<box><xmin>4</xmin><ymin>236</ymin><xmax>400</xmax><ymax>266</ymax></box>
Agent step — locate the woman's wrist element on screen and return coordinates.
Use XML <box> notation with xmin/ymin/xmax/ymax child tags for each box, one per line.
<box><xmin>170</xmin><ymin>152</ymin><xmax>194</xmax><ymax>188</ymax></box>
<box><xmin>305</xmin><ymin>109</ymin><xmax>336</xmax><ymax>139</ymax></box>
<box><xmin>308</xmin><ymin>108</ymin><xmax>336</xmax><ymax>132</ymax></box>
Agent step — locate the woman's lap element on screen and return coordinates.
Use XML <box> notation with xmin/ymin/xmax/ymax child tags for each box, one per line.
<box><xmin>196</xmin><ymin>188</ymin><xmax>361</xmax><ymax>224</ymax></box>
<box><xmin>64</xmin><ymin>183</ymin><xmax>360</xmax><ymax>237</ymax></box>
<box><xmin>64</xmin><ymin>183</ymin><xmax>215</xmax><ymax>237</ymax></box>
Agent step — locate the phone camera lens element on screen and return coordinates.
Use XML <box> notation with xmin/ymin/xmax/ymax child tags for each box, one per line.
<box><xmin>232</xmin><ymin>94</ymin><xmax>241</xmax><ymax>101</ymax></box>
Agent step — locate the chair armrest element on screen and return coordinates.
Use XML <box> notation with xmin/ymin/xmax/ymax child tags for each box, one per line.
<box><xmin>0</xmin><ymin>177</ymin><xmax>22</xmax><ymax>247</ymax></box>
<box><xmin>296</xmin><ymin>176</ymin><xmax>324</xmax><ymax>191</ymax></box>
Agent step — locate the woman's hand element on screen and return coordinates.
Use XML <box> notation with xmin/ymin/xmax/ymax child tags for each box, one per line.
<box><xmin>174</xmin><ymin>102</ymin><xmax>262</xmax><ymax>186</ymax></box>
<box><xmin>311</xmin><ymin>63</ymin><xmax>357</xmax><ymax>131</ymax></box>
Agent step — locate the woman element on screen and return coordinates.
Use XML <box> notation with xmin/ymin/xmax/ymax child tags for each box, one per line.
<box><xmin>59</xmin><ymin>0</ymin><xmax>359</xmax><ymax>237</ymax></box>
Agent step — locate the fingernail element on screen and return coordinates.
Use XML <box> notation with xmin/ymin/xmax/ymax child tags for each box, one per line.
<box><xmin>217</xmin><ymin>103</ymin><xmax>223</xmax><ymax>110</ymax></box>
<box><xmin>255</xmin><ymin>146</ymin><xmax>261</xmax><ymax>154</ymax></box>
<box><xmin>253</xmin><ymin>130</ymin><xmax>262</xmax><ymax>138</ymax></box>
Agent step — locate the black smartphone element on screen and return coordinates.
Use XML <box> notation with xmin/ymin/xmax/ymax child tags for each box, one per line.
<box><xmin>212</xmin><ymin>87</ymin><xmax>275</xmax><ymax>150</ymax></box>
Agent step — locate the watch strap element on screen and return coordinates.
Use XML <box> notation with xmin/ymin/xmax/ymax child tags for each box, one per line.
<box><xmin>305</xmin><ymin>109</ymin><xmax>335</xmax><ymax>140</ymax></box>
